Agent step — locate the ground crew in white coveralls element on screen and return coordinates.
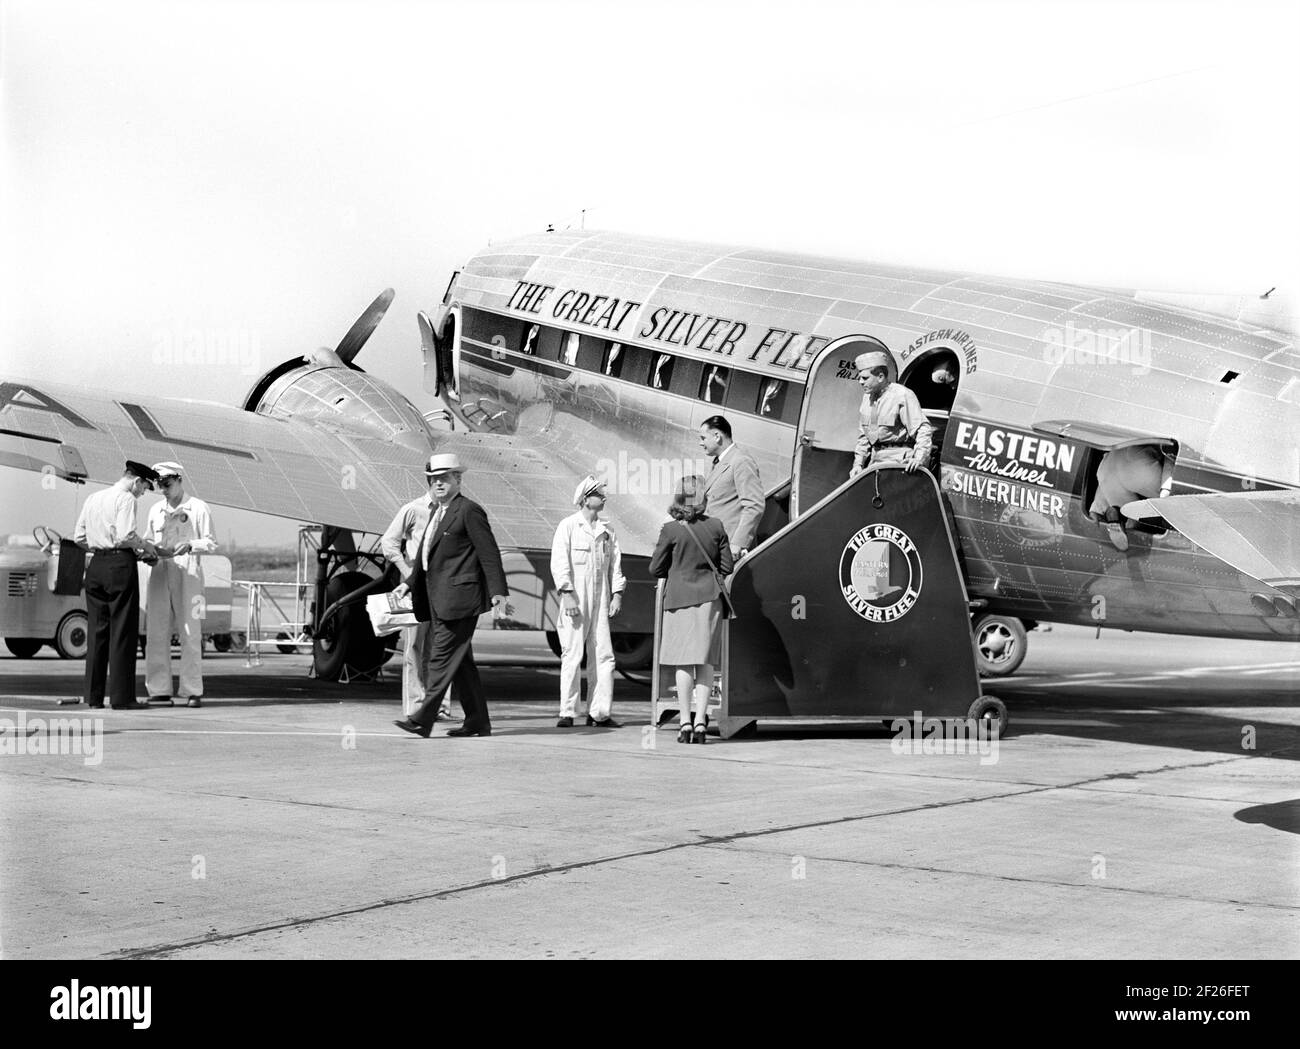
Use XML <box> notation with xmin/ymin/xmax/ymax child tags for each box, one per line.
<box><xmin>551</xmin><ymin>475</ymin><xmax>625</xmax><ymax>728</ymax></box>
<box><xmin>144</xmin><ymin>462</ymin><xmax>218</xmax><ymax>707</ymax></box>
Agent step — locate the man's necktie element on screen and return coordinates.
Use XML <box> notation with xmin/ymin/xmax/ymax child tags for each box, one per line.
<box><xmin>422</xmin><ymin>504</ymin><xmax>446</xmax><ymax>569</ymax></box>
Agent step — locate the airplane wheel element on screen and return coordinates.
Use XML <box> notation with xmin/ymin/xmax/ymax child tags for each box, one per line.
<box><xmin>973</xmin><ymin>614</ymin><xmax>1027</xmax><ymax>677</ymax></box>
<box><xmin>4</xmin><ymin>637</ymin><xmax>43</xmax><ymax>658</ymax></box>
<box><xmin>611</xmin><ymin>632</ymin><xmax>654</xmax><ymax>671</ymax></box>
<box><xmin>545</xmin><ymin>630</ymin><xmax>587</xmax><ymax>668</ymax></box>
<box><xmin>54</xmin><ymin>611</ymin><xmax>88</xmax><ymax>659</ymax></box>
<box><xmin>967</xmin><ymin>695</ymin><xmax>1008</xmax><ymax>736</ymax></box>
<box><xmin>313</xmin><ymin>571</ymin><xmax>387</xmax><ymax>681</ymax></box>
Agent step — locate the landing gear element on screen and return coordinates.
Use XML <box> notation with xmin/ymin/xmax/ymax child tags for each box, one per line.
<box><xmin>973</xmin><ymin>613</ymin><xmax>1027</xmax><ymax>677</ymax></box>
<box><xmin>312</xmin><ymin>570</ymin><xmax>390</xmax><ymax>681</ymax></box>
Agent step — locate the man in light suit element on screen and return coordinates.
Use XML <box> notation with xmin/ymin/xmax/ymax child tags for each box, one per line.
<box><xmin>393</xmin><ymin>454</ymin><xmax>511</xmax><ymax>738</ymax></box>
<box><xmin>698</xmin><ymin>414</ymin><xmax>764</xmax><ymax>560</ymax></box>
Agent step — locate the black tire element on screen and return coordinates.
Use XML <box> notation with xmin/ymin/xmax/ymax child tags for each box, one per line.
<box><xmin>232</xmin><ymin>632</ymin><xmax>247</xmax><ymax>651</ymax></box>
<box><xmin>545</xmin><ymin>629</ymin><xmax>586</xmax><ymax>668</ymax></box>
<box><xmin>211</xmin><ymin>633</ymin><xmax>232</xmax><ymax>653</ymax></box>
<box><xmin>972</xmin><ymin>614</ymin><xmax>1028</xmax><ymax>677</ymax></box>
<box><xmin>276</xmin><ymin>631</ymin><xmax>298</xmax><ymax>655</ymax></box>
<box><xmin>967</xmin><ymin>695</ymin><xmax>1009</xmax><ymax>736</ymax></box>
<box><xmin>312</xmin><ymin>570</ymin><xmax>388</xmax><ymax>681</ymax></box>
<box><xmin>54</xmin><ymin>611</ymin><xmax>88</xmax><ymax>659</ymax></box>
<box><xmin>4</xmin><ymin>637</ymin><xmax>43</xmax><ymax>658</ymax></box>
<box><xmin>611</xmin><ymin>632</ymin><xmax>654</xmax><ymax>671</ymax></box>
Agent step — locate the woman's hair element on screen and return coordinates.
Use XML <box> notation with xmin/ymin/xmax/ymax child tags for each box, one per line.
<box><xmin>667</xmin><ymin>474</ymin><xmax>708</xmax><ymax>521</ymax></box>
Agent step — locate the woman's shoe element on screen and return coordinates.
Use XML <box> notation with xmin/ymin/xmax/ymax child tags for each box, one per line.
<box><xmin>692</xmin><ymin>722</ymin><xmax>707</xmax><ymax>745</ymax></box>
<box><xmin>677</xmin><ymin>723</ymin><xmax>692</xmax><ymax>743</ymax></box>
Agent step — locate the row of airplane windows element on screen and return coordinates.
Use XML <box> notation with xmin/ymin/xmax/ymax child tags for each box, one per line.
<box><xmin>460</xmin><ymin>307</ymin><xmax>804</xmax><ymax>424</ymax></box>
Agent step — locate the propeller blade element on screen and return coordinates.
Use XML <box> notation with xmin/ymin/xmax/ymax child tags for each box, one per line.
<box><xmin>335</xmin><ymin>288</ymin><xmax>395</xmax><ymax>364</ymax></box>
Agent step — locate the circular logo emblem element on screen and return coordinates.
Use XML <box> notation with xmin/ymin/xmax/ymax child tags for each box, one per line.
<box><xmin>839</xmin><ymin>523</ymin><xmax>923</xmax><ymax>622</ymax></box>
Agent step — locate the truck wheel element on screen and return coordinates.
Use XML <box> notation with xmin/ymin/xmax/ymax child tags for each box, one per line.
<box><xmin>276</xmin><ymin>632</ymin><xmax>298</xmax><ymax>655</ymax></box>
<box><xmin>54</xmin><ymin>611</ymin><xmax>88</xmax><ymax>659</ymax></box>
<box><xmin>973</xmin><ymin>614</ymin><xmax>1027</xmax><ymax>677</ymax></box>
<box><xmin>211</xmin><ymin>633</ymin><xmax>232</xmax><ymax>653</ymax></box>
<box><xmin>4</xmin><ymin>638</ymin><xmax>43</xmax><ymax>658</ymax></box>
<box><xmin>967</xmin><ymin>695</ymin><xmax>1008</xmax><ymax>736</ymax></box>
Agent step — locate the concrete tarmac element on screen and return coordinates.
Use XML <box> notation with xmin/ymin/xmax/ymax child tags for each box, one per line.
<box><xmin>1</xmin><ymin>626</ymin><xmax>1297</xmax><ymax>959</ymax></box>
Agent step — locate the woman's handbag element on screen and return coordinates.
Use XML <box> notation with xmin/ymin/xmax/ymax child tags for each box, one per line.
<box><xmin>680</xmin><ymin>521</ymin><xmax>736</xmax><ymax>619</ymax></box>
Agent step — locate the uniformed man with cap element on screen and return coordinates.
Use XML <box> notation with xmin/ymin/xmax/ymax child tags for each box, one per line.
<box><xmin>849</xmin><ymin>349</ymin><xmax>933</xmax><ymax>478</ymax></box>
<box><xmin>142</xmin><ymin>462</ymin><xmax>218</xmax><ymax>707</ymax></box>
<box><xmin>393</xmin><ymin>453</ymin><xmax>511</xmax><ymax>738</ymax></box>
<box><xmin>73</xmin><ymin>461</ymin><xmax>160</xmax><ymax>709</ymax></box>
<box><xmin>550</xmin><ymin>474</ymin><xmax>626</xmax><ymax>728</ymax></box>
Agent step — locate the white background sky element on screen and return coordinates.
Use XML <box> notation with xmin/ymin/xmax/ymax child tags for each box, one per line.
<box><xmin>2</xmin><ymin>0</ymin><xmax>1297</xmax><ymax>546</ymax></box>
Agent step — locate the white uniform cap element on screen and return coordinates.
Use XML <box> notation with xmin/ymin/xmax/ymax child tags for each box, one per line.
<box><xmin>152</xmin><ymin>460</ymin><xmax>185</xmax><ymax>479</ymax></box>
<box><xmin>573</xmin><ymin>474</ymin><xmax>607</xmax><ymax>506</ymax></box>
<box><xmin>853</xmin><ymin>350</ymin><xmax>895</xmax><ymax>381</ymax></box>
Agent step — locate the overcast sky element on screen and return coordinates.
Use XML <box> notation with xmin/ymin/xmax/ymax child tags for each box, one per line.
<box><xmin>2</xmin><ymin>0</ymin><xmax>1297</xmax><ymax>546</ymax></box>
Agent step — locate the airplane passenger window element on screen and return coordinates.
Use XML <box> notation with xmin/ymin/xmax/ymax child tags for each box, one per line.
<box><xmin>602</xmin><ymin>342</ymin><xmax>624</xmax><ymax>377</ymax></box>
<box><xmin>562</xmin><ymin>332</ymin><xmax>580</xmax><ymax>366</ymax></box>
<box><xmin>576</xmin><ymin>335</ymin><xmax>606</xmax><ymax>371</ymax></box>
<box><xmin>536</xmin><ymin>326</ymin><xmax>564</xmax><ymax>361</ymax></box>
<box><xmin>758</xmin><ymin>378</ymin><xmax>787</xmax><ymax>417</ymax></box>
<box><xmin>700</xmin><ymin>365</ymin><xmax>730</xmax><ymax>403</ymax></box>
<box><xmin>649</xmin><ymin>353</ymin><xmax>674</xmax><ymax>390</ymax></box>
<box><xmin>520</xmin><ymin>324</ymin><xmax>539</xmax><ymax>355</ymax></box>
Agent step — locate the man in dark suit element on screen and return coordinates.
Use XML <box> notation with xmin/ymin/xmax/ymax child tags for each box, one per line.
<box><xmin>699</xmin><ymin>415</ymin><xmax>764</xmax><ymax>561</ymax></box>
<box><xmin>393</xmin><ymin>454</ymin><xmax>511</xmax><ymax>738</ymax></box>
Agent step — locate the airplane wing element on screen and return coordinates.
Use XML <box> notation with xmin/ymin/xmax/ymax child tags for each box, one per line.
<box><xmin>0</xmin><ymin>377</ymin><xmax>579</xmax><ymax>549</ymax></box>
<box><xmin>1123</xmin><ymin>489</ymin><xmax>1300</xmax><ymax>588</ymax></box>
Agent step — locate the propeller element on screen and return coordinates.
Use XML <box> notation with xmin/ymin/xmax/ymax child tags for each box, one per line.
<box><xmin>334</xmin><ymin>288</ymin><xmax>395</xmax><ymax>364</ymax></box>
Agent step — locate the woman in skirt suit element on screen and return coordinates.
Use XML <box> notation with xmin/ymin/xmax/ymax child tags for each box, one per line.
<box><xmin>649</xmin><ymin>476</ymin><xmax>734</xmax><ymax>743</ymax></box>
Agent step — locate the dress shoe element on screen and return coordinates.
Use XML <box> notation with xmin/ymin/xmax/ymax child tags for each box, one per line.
<box><xmin>186</xmin><ymin>697</ymin><xmax>202</xmax><ymax>708</ymax></box>
<box><xmin>148</xmin><ymin>695</ymin><xmax>175</xmax><ymax>707</ymax></box>
<box><xmin>393</xmin><ymin>718</ymin><xmax>432</xmax><ymax>738</ymax></box>
<box><xmin>1105</xmin><ymin>522</ymin><xmax>1129</xmax><ymax>551</ymax></box>
<box><xmin>85</xmin><ymin>701</ymin><xmax>103</xmax><ymax>709</ymax></box>
<box><xmin>111</xmin><ymin>701</ymin><xmax>147</xmax><ymax>710</ymax></box>
<box><xmin>556</xmin><ymin>716</ymin><xmax>574</xmax><ymax>728</ymax></box>
<box><xmin>445</xmin><ymin>724</ymin><xmax>491</xmax><ymax>737</ymax></box>
<box><xmin>586</xmin><ymin>716</ymin><xmax>621</xmax><ymax>728</ymax></box>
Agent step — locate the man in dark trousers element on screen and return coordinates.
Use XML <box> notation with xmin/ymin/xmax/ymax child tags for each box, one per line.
<box><xmin>73</xmin><ymin>461</ymin><xmax>160</xmax><ymax>709</ymax></box>
<box><xmin>393</xmin><ymin>453</ymin><xmax>511</xmax><ymax>738</ymax></box>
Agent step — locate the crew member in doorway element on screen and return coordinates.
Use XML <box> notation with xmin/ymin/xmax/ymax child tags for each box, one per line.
<box><xmin>551</xmin><ymin>475</ymin><xmax>625</xmax><ymax>728</ymax></box>
<box><xmin>73</xmin><ymin>461</ymin><xmax>160</xmax><ymax>709</ymax></box>
<box><xmin>849</xmin><ymin>350</ymin><xmax>933</xmax><ymax>478</ymax></box>
<box><xmin>1089</xmin><ymin>445</ymin><xmax>1174</xmax><ymax>552</ymax></box>
<box><xmin>143</xmin><ymin>462</ymin><xmax>218</xmax><ymax>707</ymax></box>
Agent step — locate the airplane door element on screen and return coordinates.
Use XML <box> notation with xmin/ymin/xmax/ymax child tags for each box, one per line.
<box><xmin>791</xmin><ymin>335</ymin><xmax>894</xmax><ymax>518</ymax></box>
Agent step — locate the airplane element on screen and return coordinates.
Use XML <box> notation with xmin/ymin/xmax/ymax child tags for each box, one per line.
<box><xmin>2</xmin><ymin>228</ymin><xmax>1297</xmax><ymax>691</ymax></box>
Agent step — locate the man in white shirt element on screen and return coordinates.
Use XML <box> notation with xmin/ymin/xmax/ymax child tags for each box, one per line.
<box><xmin>73</xmin><ymin>461</ymin><xmax>160</xmax><ymax>709</ymax></box>
<box><xmin>550</xmin><ymin>475</ymin><xmax>625</xmax><ymax>728</ymax></box>
<box><xmin>143</xmin><ymin>462</ymin><xmax>218</xmax><ymax>707</ymax></box>
<box><xmin>379</xmin><ymin>478</ymin><xmax>452</xmax><ymax>720</ymax></box>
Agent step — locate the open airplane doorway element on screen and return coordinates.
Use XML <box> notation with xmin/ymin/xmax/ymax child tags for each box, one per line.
<box><xmin>899</xmin><ymin>347</ymin><xmax>961</xmax><ymax>470</ymax></box>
